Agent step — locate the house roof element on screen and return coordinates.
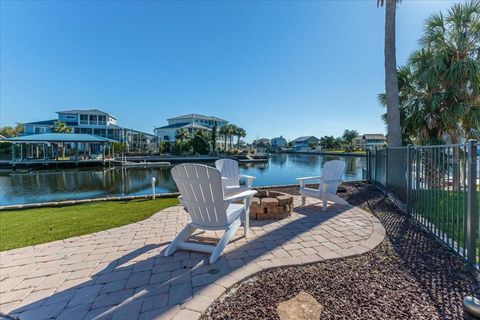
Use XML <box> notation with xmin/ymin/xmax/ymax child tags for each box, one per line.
<box><xmin>0</xmin><ymin>134</ymin><xmax>5</xmax><ymax>140</ymax></box>
<box><xmin>107</xmin><ymin>123</ymin><xmax>123</xmax><ymax>129</ymax></box>
<box><xmin>167</xmin><ymin>114</ymin><xmax>227</xmax><ymax>123</ymax></box>
<box><xmin>155</xmin><ymin>122</ymin><xmax>212</xmax><ymax>131</ymax></box>
<box><xmin>56</xmin><ymin>109</ymin><xmax>117</xmax><ymax>120</ymax></box>
<box><xmin>254</xmin><ymin>138</ymin><xmax>271</xmax><ymax>145</ymax></box>
<box><xmin>6</xmin><ymin>133</ymin><xmax>113</xmax><ymax>143</ymax></box>
<box><xmin>291</xmin><ymin>136</ymin><xmax>320</xmax><ymax>143</ymax></box>
<box><xmin>271</xmin><ymin>136</ymin><xmax>286</xmax><ymax>141</ymax></box>
<box><xmin>362</xmin><ymin>134</ymin><xmax>386</xmax><ymax>140</ymax></box>
<box><xmin>24</xmin><ymin>119</ymin><xmax>78</xmax><ymax>126</ymax></box>
<box><xmin>122</xmin><ymin>128</ymin><xmax>156</xmax><ymax>138</ymax></box>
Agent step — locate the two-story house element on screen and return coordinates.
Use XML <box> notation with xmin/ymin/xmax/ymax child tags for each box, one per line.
<box><xmin>354</xmin><ymin>134</ymin><xmax>387</xmax><ymax>150</ymax></box>
<box><xmin>154</xmin><ymin>114</ymin><xmax>228</xmax><ymax>143</ymax></box>
<box><xmin>271</xmin><ymin>136</ymin><xmax>287</xmax><ymax>150</ymax></box>
<box><xmin>291</xmin><ymin>136</ymin><xmax>320</xmax><ymax>151</ymax></box>
<box><xmin>23</xmin><ymin>109</ymin><xmax>156</xmax><ymax>152</ymax></box>
<box><xmin>24</xmin><ymin>109</ymin><xmax>121</xmax><ymax>138</ymax></box>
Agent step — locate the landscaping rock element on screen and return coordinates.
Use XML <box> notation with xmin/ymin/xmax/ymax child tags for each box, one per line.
<box><xmin>261</xmin><ymin>198</ymin><xmax>279</xmax><ymax>207</ymax></box>
<box><xmin>201</xmin><ymin>182</ymin><xmax>480</xmax><ymax>320</ymax></box>
<box><xmin>256</xmin><ymin>190</ymin><xmax>269</xmax><ymax>197</ymax></box>
<box><xmin>277</xmin><ymin>291</ymin><xmax>323</xmax><ymax>320</ymax></box>
<box><xmin>277</xmin><ymin>195</ymin><xmax>293</xmax><ymax>206</ymax></box>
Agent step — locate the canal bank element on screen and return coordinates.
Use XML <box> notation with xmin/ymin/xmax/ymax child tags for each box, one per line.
<box><xmin>0</xmin><ymin>154</ymin><xmax>366</xmax><ymax>206</ymax></box>
<box><xmin>0</xmin><ymin>154</ymin><xmax>268</xmax><ymax>170</ymax></box>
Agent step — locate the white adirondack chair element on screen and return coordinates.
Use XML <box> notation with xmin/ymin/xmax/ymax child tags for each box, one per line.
<box><xmin>215</xmin><ymin>158</ymin><xmax>255</xmax><ymax>195</ymax></box>
<box><xmin>296</xmin><ymin>160</ymin><xmax>349</xmax><ymax>211</ymax></box>
<box><xmin>166</xmin><ymin>163</ymin><xmax>257</xmax><ymax>264</ymax></box>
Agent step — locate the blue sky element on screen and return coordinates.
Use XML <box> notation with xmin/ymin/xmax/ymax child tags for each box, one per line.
<box><xmin>0</xmin><ymin>0</ymin><xmax>459</xmax><ymax>142</ymax></box>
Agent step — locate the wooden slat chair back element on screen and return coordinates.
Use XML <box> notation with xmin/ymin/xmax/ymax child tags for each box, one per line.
<box><xmin>215</xmin><ymin>158</ymin><xmax>240</xmax><ymax>190</ymax></box>
<box><xmin>297</xmin><ymin>160</ymin><xmax>348</xmax><ymax>211</ymax></box>
<box><xmin>321</xmin><ymin>160</ymin><xmax>347</xmax><ymax>193</ymax></box>
<box><xmin>167</xmin><ymin>163</ymin><xmax>256</xmax><ymax>263</ymax></box>
<box><xmin>171</xmin><ymin>163</ymin><xmax>228</xmax><ymax>228</ymax></box>
<box><xmin>215</xmin><ymin>158</ymin><xmax>256</xmax><ymax>195</ymax></box>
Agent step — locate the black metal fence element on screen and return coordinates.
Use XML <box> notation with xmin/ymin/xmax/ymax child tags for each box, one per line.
<box><xmin>367</xmin><ymin>141</ymin><xmax>478</xmax><ymax>265</ymax></box>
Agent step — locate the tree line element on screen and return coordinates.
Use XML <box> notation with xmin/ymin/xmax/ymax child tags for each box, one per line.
<box><xmin>317</xmin><ymin>129</ymin><xmax>359</xmax><ymax>151</ymax></box>
<box><xmin>379</xmin><ymin>1</ymin><xmax>480</xmax><ymax>146</ymax></box>
<box><xmin>167</xmin><ymin>123</ymin><xmax>247</xmax><ymax>156</ymax></box>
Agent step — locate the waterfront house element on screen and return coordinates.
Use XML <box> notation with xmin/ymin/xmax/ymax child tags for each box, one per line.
<box><xmin>252</xmin><ymin>138</ymin><xmax>270</xmax><ymax>153</ymax></box>
<box><xmin>154</xmin><ymin>114</ymin><xmax>231</xmax><ymax>151</ymax></box>
<box><xmin>291</xmin><ymin>136</ymin><xmax>320</xmax><ymax>151</ymax></box>
<box><xmin>154</xmin><ymin>114</ymin><xmax>228</xmax><ymax>143</ymax></box>
<box><xmin>354</xmin><ymin>134</ymin><xmax>387</xmax><ymax>150</ymax></box>
<box><xmin>23</xmin><ymin>109</ymin><xmax>156</xmax><ymax>153</ymax></box>
<box><xmin>271</xmin><ymin>136</ymin><xmax>287</xmax><ymax>151</ymax></box>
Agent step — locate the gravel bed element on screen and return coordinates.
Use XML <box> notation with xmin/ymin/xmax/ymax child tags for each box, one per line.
<box><xmin>201</xmin><ymin>182</ymin><xmax>479</xmax><ymax>319</ymax></box>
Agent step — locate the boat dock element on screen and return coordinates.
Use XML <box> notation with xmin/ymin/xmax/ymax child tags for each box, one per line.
<box><xmin>0</xmin><ymin>155</ymin><xmax>268</xmax><ymax>170</ymax></box>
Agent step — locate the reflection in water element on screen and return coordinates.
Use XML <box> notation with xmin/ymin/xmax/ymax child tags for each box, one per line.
<box><xmin>0</xmin><ymin>154</ymin><xmax>365</xmax><ymax>206</ymax></box>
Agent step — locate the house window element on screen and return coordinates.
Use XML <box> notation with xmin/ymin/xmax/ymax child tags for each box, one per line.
<box><xmin>94</xmin><ymin>129</ymin><xmax>106</xmax><ymax>136</ymax></box>
<box><xmin>80</xmin><ymin>114</ymin><xmax>88</xmax><ymax>124</ymax></box>
<box><xmin>163</xmin><ymin>135</ymin><xmax>169</xmax><ymax>140</ymax></box>
<box><xmin>34</xmin><ymin>127</ymin><xmax>46</xmax><ymax>134</ymax></box>
<box><xmin>98</xmin><ymin>115</ymin><xmax>106</xmax><ymax>125</ymax></box>
<box><xmin>65</xmin><ymin>114</ymin><xmax>76</xmax><ymax>120</ymax></box>
<box><xmin>89</xmin><ymin>115</ymin><xmax>97</xmax><ymax>125</ymax></box>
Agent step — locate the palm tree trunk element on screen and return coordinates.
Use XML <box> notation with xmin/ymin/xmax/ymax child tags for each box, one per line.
<box><xmin>384</xmin><ymin>0</ymin><xmax>402</xmax><ymax>147</ymax></box>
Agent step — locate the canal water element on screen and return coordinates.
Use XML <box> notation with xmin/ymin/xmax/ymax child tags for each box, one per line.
<box><xmin>0</xmin><ymin>154</ymin><xmax>366</xmax><ymax>206</ymax></box>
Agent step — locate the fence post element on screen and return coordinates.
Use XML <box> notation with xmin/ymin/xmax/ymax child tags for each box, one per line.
<box><xmin>467</xmin><ymin>140</ymin><xmax>477</xmax><ymax>265</ymax></box>
<box><xmin>406</xmin><ymin>144</ymin><xmax>413</xmax><ymax>215</ymax></box>
<box><xmin>384</xmin><ymin>146</ymin><xmax>389</xmax><ymax>195</ymax></box>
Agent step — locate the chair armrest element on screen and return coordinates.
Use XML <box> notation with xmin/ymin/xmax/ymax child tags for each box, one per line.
<box><xmin>178</xmin><ymin>196</ymin><xmax>188</xmax><ymax>213</ymax></box>
<box><xmin>240</xmin><ymin>174</ymin><xmax>256</xmax><ymax>180</ymax></box>
<box><xmin>296</xmin><ymin>176</ymin><xmax>323</xmax><ymax>181</ymax></box>
<box><xmin>240</xmin><ymin>174</ymin><xmax>256</xmax><ymax>187</ymax></box>
<box><xmin>297</xmin><ymin>176</ymin><xmax>322</xmax><ymax>188</ymax></box>
<box><xmin>224</xmin><ymin>190</ymin><xmax>257</xmax><ymax>203</ymax></box>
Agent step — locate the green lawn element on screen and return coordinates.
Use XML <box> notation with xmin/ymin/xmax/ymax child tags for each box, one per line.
<box><xmin>0</xmin><ymin>198</ymin><xmax>179</xmax><ymax>251</ymax></box>
<box><xmin>411</xmin><ymin>189</ymin><xmax>480</xmax><ymax>258</ymax></box>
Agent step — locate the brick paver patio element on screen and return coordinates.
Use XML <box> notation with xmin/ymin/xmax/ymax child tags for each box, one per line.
<box><xmin>0</xmin><ymin>196</ymin><xmax>385</xmax><ymax>320</ymax></box>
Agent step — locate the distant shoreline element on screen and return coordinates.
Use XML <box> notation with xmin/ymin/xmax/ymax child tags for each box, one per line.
<box><xmin>278</xmin><ymin>151</ymin><xmax>367</xmax><ymax>157</ymax></box>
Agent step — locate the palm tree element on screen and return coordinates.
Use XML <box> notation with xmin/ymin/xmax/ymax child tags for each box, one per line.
<box><xmin>379</xmin><ymin>2</ymin><xmax>480</xmax><ymax>144</ymax></box>
<box><xmin>175</xmin><ymin>128</ymin><xmax>189</xmax><ymax>144</ymax></box>
<box><xmin>378</xmin><ymin>0</ymin><xmax>402</xmax><ymax>147</ymax></box>
<box><xmin>234</xmin><ymin>127</ymin><xmax>246</xmax><ymax>148</ymax></box>
<box><xmin>52</xmin><ymin>121</ymin><xmax>72</xmax><ymax>158</ymax></box>
<box><xmin>219</xmin><ymin>125</ymin><xmax>228</xmax><ymax>151</ymax></box>
<box><xmin>211</xmin><ymin>121</ymin><xmax>218</xmax><ymax>152</ymax></box>
<box><xmin>222</xmin><ymin>124</ymin><xmax>236</xmax><ymax>150</ymax></box>
<box><xmin>52</xmin><ymin>121</ymin><xmax>72</xmax><ymax>133</ymax></box>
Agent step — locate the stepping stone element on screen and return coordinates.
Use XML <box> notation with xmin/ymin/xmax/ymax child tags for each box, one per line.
<box><xmin>277</xmin><ymin>291</ymin><xmax>323</xmax><ymax>320</ymax></box>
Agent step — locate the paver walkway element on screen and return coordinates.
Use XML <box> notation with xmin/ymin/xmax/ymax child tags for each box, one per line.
<box><xmin>0</xmin><ymin>196</ymin><xmax>385</xmax><ymax>320</ymax></box>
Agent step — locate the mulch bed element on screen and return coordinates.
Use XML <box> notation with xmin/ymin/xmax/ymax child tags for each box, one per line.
<box><xmin>201</xmin><ymin>182</ymin><xmax>480</xmax><ymax>319</ymax></box>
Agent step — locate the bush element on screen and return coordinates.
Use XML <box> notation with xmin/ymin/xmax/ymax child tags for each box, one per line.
<box><xmin>192</xmin><ymin>135</ymin><xmax>209</xmax><ymax>155</ymax></box>
<box><xmin>171</xmin><ymin>140</ymin><xmax>192</xmax><ymax>155</ymax></box>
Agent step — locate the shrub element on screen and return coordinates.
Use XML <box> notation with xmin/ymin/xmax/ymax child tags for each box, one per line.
<box><xmin>192</xmin><ymin>135</ymin><xmax>209</xmax><ymax>155</ymax></box>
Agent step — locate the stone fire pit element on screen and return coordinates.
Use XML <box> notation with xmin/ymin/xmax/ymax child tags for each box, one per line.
<box><xmin>250</xmin><ymin>190</ymin><xmax>294</xmax><ymax>220</ymax></box>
